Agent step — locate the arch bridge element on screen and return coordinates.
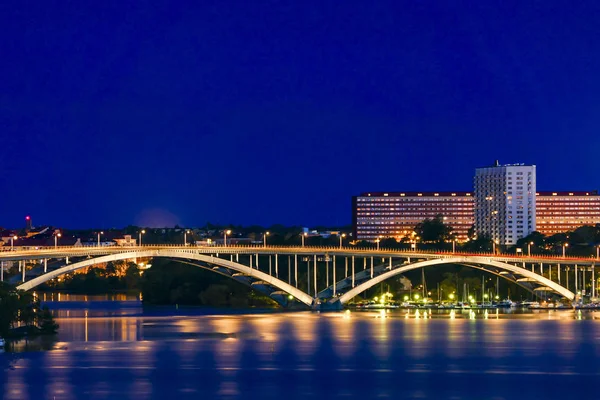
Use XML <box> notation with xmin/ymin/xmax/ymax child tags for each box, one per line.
<box><xmin>0</xmin><ymin>245</ymin><xmax>596</xmax><ymax>309</ymax></box>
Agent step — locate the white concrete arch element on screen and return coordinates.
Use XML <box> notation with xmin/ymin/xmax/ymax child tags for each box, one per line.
<box><xmin>337</xmin><ymin>257</ymin><xmax>575</xmax><ymax>304</ymax></box>
<box><xmin>16</xmin><ymin>250</ymin><xmax>314</xmax><ymax>307</ymax></box>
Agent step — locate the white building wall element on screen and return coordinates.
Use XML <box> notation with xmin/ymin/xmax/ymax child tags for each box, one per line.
<box><xmin>474</xmin><ymin>163</ymin><xmax>536</xmax><ymax>245</ymax></box>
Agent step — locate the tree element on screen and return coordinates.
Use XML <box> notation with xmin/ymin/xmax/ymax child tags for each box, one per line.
<box><xmin>414</xmin><ymin>215</ymin><xmax>453</xmax><ymax>244</ymax></box>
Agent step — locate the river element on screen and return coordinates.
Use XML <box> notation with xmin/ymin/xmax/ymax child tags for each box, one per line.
<box><xmin>2</xmin><ymin>294</ymin><xmax>600</xmax><ymax>399</ymax></box>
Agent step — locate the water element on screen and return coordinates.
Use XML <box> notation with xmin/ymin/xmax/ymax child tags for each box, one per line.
<box><xmin>2</xmin><ymin>297</ymin><xmax>600</xmax><ymax>399</ymax></box>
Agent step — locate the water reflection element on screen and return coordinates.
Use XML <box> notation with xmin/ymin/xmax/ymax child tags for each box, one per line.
<box><xmin>2</xmin><ymin>307</ymin><xmax>600</xmax><ymax>399</ymax></box>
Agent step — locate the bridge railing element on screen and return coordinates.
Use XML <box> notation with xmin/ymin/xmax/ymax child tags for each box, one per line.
<box><xmin>1</xmin><ymin>243</ymin><xmax>599</xmax><ymax>262</ymax></box>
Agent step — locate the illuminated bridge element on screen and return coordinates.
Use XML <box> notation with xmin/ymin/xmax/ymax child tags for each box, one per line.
<box><xmin>0</xmin><ymin>245</ymin><xmax>597</xmax><ymax>309</ymax></box>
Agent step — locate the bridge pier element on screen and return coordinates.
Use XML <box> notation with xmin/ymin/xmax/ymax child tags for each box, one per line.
<box><xmin>294</xmin><ymin>254</ymin><xmax>298</xmax><ymax>287</ymax></box>
<box><xmin>44</xmin><ymin>258</ymin><xmax>47</xmax><ymax>273</ymax></box>
<box><xmin>325</xmin><ymin>256</ymin><xmax>329</xmax><ymax>288</ymax></box>
<box><xmin>333</xmin><ymin>255</ymin><xmax>336</xmax><ymax>296</ymax></box>
<box><xmin>345</xmin><ymin>257</ymin><xmax>348</xmax><ymax>278</ymax></box>
<box><xmin>312</xmin><ymin>299</ymin><xmax>343</xmax><ymax>311</ymax></box>
<box><xmin>1</xmin><ymin>261</ymin><xmax>3</xmax><ymax>282</ymax></box>
<box><xmin>22</xmin><ymin>262</ymin><xmax>25</xmax><ymax>282</ymax></box>
<box><xmin>313</xmin><ymin>254</ymin><xmax>317</xmax><ymax>296</ymax></box>
<box><xmin>352</xmin><ymin>256</ymin><xmax>355</xmax><ymax>287</ymax></box>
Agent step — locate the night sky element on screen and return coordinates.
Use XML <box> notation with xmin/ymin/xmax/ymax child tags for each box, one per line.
<box><xmin>1</xmin><ymin>1</ymin><xmax>600</xmax><ymax>229</ymax></box>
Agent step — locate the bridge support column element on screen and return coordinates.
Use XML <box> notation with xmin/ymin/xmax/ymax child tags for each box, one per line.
<box><xmin>287</xmin><ymin>255</ymin><xmax>290</xmax><ymax>284</ymax></box>
<box><xmin>575</xmin><ymin>265</ymin><xmax>578</xmax><ymax>294</ymax></box>
<box><xmin>370</xmin><ymin>256</ymin><xmax>373</xmax><ymax>278</ymax></box>
<box><xmin>333</xmin><ymin>255</ymin><xmax>337</xmax><ymax>297</ymax></box>
<box><xmin>230</xmin><ymin>255</ymin><xmax>233</xmax><ymax>262</ymax></box>
<box><xmin>306</xmin><ymin>258</ymin><xmax>310</xmax><ymax>294</ymax></box>
<box><xmin>388</xmin><ymin>257</ymin><xmax>392</xmax><ymax>270</ymax></box>
<box><xmin>22</xmin><ymin>262</ymin><xmax>25</xmax><ymax>282</ymax></box>
<box><xmin>269</xmin><ymin>256</ymin><xmax>272</xmax><ymax>275</ymax></box>
<box><xmin>592</xmin><ymin>264</ymin><xmax>595</xmax><ymax>299</ymax></box>
<box><xmin>18</xmin><ymin>260</ymin><xmax>22</xmax><ymax>273</ymax></box>
<box><xmin>275</xmin><ymin>254</ymin><xmax>278</xmax><ymax>278</ymax></box>
<box><xmin>255</xmin><ymin>254</ymin><xmax>259</xmax><ymax>269</ymax></box>
<box><xmin>352</xmin><ymin>256</ymin><xmax>355</xmax><ymax>288</ymax></box>
<box><xmin>236</xmin><ymin>253</ymin><xmax>239</xmax><ymax>262</ymax></box>
<box><xmin>363</xmin><ymin>257</ymin><xmax>366</xmax><ymax>270</ymax></box>
<box><xmin>567</xmin><ymin>267</ymin><xmax>569</xmax><ymax>291</ymax></box>
<box><xmin>540</xmin><ymin>263</ymin><xmax>543</xmax><ymax>276</ymax></box>
<box><xmin>294</xmin><ymin>255</ymin><xmax>298</xmax><ymax>287</ymax></box>
<box><xmin>66</xmin><ymin>257</ymin><xmax>69</xmax><ymax>265</ymax></box>
<box><xmin>44</xmin><ymin>259</ymin><xmax>47</xmax><ymax>273</ymax></box>
<box><xmin>326</xmin><ymin>256</ymin><xmax>329</xmax><ymax>288</ymax></box>
<box><xmin>345</xmin><ymin>257</ymin><xmax>348</xmax><ymax>278</ymax></box>
<box><xmin>1</xmin><ymin>261</ymin><xmax>3</xmax><ymax>282</ymax></box>
<box><xmin>558</xmin><ymin>264</ymin><xmax>561</xmax><ymax>284</ymax></box>
<box><xmin>250</xmin><ymin>254</ymin><xmax>253</xmax><ymax>269</ymax></box>
<box><xmin>313</xmin><ymin>254</ymin><xmax>317</xmax><ymax>296</ymax></box>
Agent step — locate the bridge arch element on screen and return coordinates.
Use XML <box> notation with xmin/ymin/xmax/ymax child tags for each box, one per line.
<box><xmin>16</xmin><ymin>249</ymin><xmax>314</xmax><ymax>307</ymax></box>
<box><xmin>336</xmin><ymin>257</ymin><xmax>575</xmax><ymax>304</ymax></box>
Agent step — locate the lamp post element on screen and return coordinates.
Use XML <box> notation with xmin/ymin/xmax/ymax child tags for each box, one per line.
<box><xmin>562</xmin><ymin>243</ymin><xmax>569</xmax><ymax>258</ymax></box>
<box><xmin>301</xmin><ymin>232</ymin><xmax>307</xmax><ymax>247</ymax></box>
<box><xmin>139</xmin><ymin>230</ymin><xmax>145</xmax><ymax>246</ymax></box>
<box><xmin>10</xmin><ymin>235</ymin><xmax>17</xmax><ymax>251</ymax></box>
<box><xmin>54</xmin><ymin>233</ymin><xmax>61</xmax><ymax>249</ymax></box>
<box><xmin>528</xmin><ymin>241</ymin><xmax>533</xmax><ymax>257</ymax></box>
<box><xmin>339</xmin><ymin>233</ymin><xmax>346</xmax><ymax>249</ymax></box>
<box><xmin>97</xmin><ymin>231</ymin><xmax>104</xmax><ymax>247</ymax></box>
<box><xmin>263</xmin><ymin>231</ymin><xmax>270</xmax><ymax>247</ymax></box>
<box><xmin>184</xmin><ymin>230</ymin><xmax>190</xmax><ymax>246</ymax></box>
<box><xmin>224</xmin><ymin>229</ymin><xmax>231</xmax><ymax>246</ymax></box>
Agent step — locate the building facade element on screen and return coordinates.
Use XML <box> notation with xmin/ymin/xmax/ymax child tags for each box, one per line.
<box><xmin>474</xmin><ymin>163</ymin><xmax>536</xmax><ymax>245</ymax></box>
<box><xmin>352</xmin><ymin>192</ymin><xmax>474</xmax><ymax>241</ymax></box>
<box><xmin>536</xmin><ymin>191</ymin><xmax>600</xmax><ymax>235</ymax></box>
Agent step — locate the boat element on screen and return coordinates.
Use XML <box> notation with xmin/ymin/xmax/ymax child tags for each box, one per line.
<box><xmin>496</xmin><ymin>299</ymin><xmax>514</xmax><ymax>308</ymax></box>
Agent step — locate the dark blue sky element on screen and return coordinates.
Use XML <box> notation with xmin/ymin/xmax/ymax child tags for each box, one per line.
<box><xmin>1</xmin><ymin>1</ymin><xmax>600</xmax><ymax>229</ymax></box>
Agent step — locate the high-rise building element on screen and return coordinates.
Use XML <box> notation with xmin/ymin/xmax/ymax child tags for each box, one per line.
<box><xmin>535</xmin><ymin>191</ymin><xmax>600</xmax><ymax>235</ymax></box>
<box><xmin>474</xmin><ymin>162</ymin><xmax>536</xmax><ymax>245</ymax></box>
<box><xmin>352</xmin><ymin>191</ymin><xmax>474</xmax><ymax>241</ymax></box>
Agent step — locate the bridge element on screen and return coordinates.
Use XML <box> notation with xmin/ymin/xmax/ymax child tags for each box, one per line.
<box><xmin>0</xmin><ymin>245</ymin><xmax>597</xmax><ymax>309</ymax></box>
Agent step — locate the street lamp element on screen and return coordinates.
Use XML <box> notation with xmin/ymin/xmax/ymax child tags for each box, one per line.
<box><xmin>224</xmin><ymin>230</ymin><xmax>231</xmax><ymax>246</ymax></box>
<box><xmin>10</xmin><ymin>235</ymin><xmax>17</xmax><ymax>251</ymax></box>
<box><xmin>139</xmin><ymin>230</ymin><xmax>145</xmax><ymax>246</ymax></box>
<box><xmin>263</xmin><ymin>231</ymin><xmax>270</xmax><ymax>247</ymax></box>
<box><xmin>562</xmin><ymin>243</ymin><xmax>569</xmax><ymax>258</ymax></box>
<box><xmin>339</xmin><ymin>233</ymin><xmax>346</xmax><ymax>249</ymax></box>
<box><xmin>301</xmin><ymin>232</ymin><xmax>307</xmax><ymax>247</ymax></box>
<box><xmin>97</xmin><ymin>231</ymin><xmax>104</xmax><ymax>247</ymax></box>
<box><xmin>54</xmin><ymin>233</ymin><xmax>61</xmax><ymax>249</ymax></box>
<box><xmin>375</xmin><ymin>238</ymin><xmax>381</xmax><ymax>251</ymax></box>
<box><xmin>528</xmin><ymin>241</ymin><xmax>533</xmax><ymax>257</ymax></box>
<box><xmin>184</xmin><ymin>230</ymin><xmax>190</xmax><ymax>246</ymax></box>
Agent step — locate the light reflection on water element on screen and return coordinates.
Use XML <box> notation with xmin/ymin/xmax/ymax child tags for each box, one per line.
<box><xmin>2</xmin><ymin>305</ymin><xmax>600</xmax><ymax>399</ymax></box>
